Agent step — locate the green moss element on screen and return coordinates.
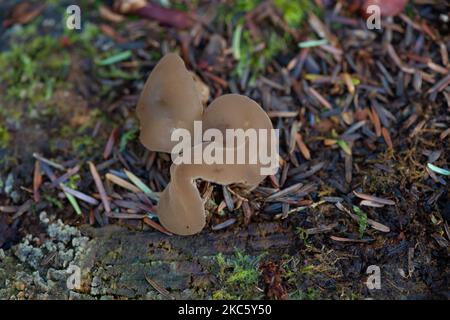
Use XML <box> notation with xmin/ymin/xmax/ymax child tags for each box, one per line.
<box><xmin>353</xmin><ymin>206</ymin><xmax>367</xmax><ymax>238</ymax></box>
<box><xmin>274</xmin><ymin>0</ymin><xmax>318</xmax><ymax>27</ymax></box>
<box><xmin>119</xmin><ymin>126</ymin><xmax>139</xmax><ymax>152</ymax></box>
<box><xmin>72</xmin><ymin>135</ymin><xmax>100</xmax><ymax>158</ymax></box>
<box><xmin>0</xmin><ymin>20</ymin><xmax>102</xmax><ymax>111</ymax></box>
<box><xmin>0</xmin><ymin>33</ymin><xmax>70</xmax><ymax>103</ymax></box>
<box><xmin>212</xmin><ymin>250</ymin><xmax>263</xmax><ymax>300</ymax></box>
<box><xmin>43</xmin><ymin>194</ymin><xmax>64</xmax><ymax>209</ymax></box>
<box><xmin>235</xmin><ymin>29</ymin><xmax>288</xmax><ymax>83</ymax></box>
<box><xmin>106</xmin><ymin>247</ymin><xmax>123</xmax><ymax>261</ymax></box>
<box><xmin>66</xmin><ymin>23</ymin><xmax>139</xmax><ymax>82</ymax></box>
<box><xmin>363</xmin><ymin>165</ymin><xmax>398</xmax><ymax>194</ymax></box>
<box><xmin>290</xmin><ymin>288</ymin><xmax>319</xmax><ymax>300</ymax></box>
<box><xmin>364</xmin><ymin>174</ymin><xmax>392</xmax><ymax>194</ymax></box>
<box><xmin>296</xmin><ymin>227</ymin><xmax>309</xmax><ymax>243</ymax></box>
<box><xmin>55</xmin><ymin>109</ymin><xmax>105</xmax><ymax>158</ymax></box>
<box><xmin>0</xmin><ymin>126</ymin><xmax>11</xmax><ymax>148</ymax></box>
<box><xmin>68</xmin><ymin>174</ymin><xmax>81</xmax><ymax>188</ymax></box>
<box><xmin>347</xmin><ymin>292</ymin><xmax>359</xmax><ymax>300</ymax></box>
<box><xmin>63</xmin><ymin>22</ymin><xmax>101</xmax><ymax>53</ymax></box>
<box><xmin>220</xmin><ymin>0</ymin><xmax>317</xmax><ymax>82</ymax></box>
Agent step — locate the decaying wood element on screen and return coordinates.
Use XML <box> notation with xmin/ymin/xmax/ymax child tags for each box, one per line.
<box><xmin>0</xmin><ymin>222</ymin><xmax>295</xmax><ymax>299</ymax></box>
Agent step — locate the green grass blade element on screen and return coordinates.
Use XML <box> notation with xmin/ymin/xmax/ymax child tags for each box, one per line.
<box><xmin>97</xmin><ymin>50</ymin><xmax>132</xmax><ymax>66</ymax></box>
<box><xmin>232</xmin><ymin>24</ymin><xmax>243</xmax><ymax>60</ymax></box>
<box><xmin>337</xmin><ymin>139</ymin><xmax>352</xmax><ymax>155</ymax></box>
<box><xmin>124</xmin><ymin>169</ymin><xmax>160</xmax><ymax>201</ymax></box>
<box><xmin>63</xmin><ymin>188</ymin><xmax>82</xmax><ymax>215</ymax></box>
<box><xmin>427</xmin><ymin>163</ymin><xmax>450</xmax><ymax>176</ymax></box>
<box><xmin>298</xmin><ymin>39</ymin><xmax>328</xmax><ymax>48</ymax></box>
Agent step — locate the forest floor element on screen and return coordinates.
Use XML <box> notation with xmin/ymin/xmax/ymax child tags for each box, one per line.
<box><xmin>0</xmin><ymin>0</ymin><xmax>449</xmax><ymax>299</ymax></box>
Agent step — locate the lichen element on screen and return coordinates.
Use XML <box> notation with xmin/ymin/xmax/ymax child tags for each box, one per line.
<box><xmin>0</xmin><ymin>212</ymin><xmax>91</xmax><ymax>299</ymax></box>
<box><xmin>47</xmin><ymin>219</ymin><xmax>80</xmax><ymax>244</ymax></box>
<box><xmin>13</xmin><ymin>236</ymin><xmax>44</xmax><ymax>269</ymax></box>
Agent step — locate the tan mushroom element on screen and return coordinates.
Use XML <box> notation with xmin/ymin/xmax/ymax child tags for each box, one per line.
<box><xmin>136</xmin><ymin>53</ymin><xmax>203</xmax><ymax>153</ymax></box>
<box><xmin>136</xmin><ymin>53</ymin><xmax>278</xmax><ymax>235</ymax></box>
<box><xmin>156</xmin><ymin>94</ymin><xmax>276</xmax><ymax>235</ymax></box>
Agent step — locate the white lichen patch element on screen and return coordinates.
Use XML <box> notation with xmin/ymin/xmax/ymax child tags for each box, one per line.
<box><xmin>13</xmin><ymin>235</ymin><xmax>44</xmax><ymax>269</ymax></box>
<box><xmin>0</xmin><ymin>212</ymin><xmax>91</xmax><ymax>299</ymax></box>
<box><xmin>47</xmin><ymin>220</ymin><xmax>80</xmax><ymax>245</ymax></box>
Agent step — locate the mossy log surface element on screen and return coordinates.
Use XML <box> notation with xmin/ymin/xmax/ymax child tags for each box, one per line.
<box><xmin>80</xmin><ymin>222</ymin><xmax>294</xmax><ymax>299</ymax></box>
<box><xmin>1</xmin><ymin>217</ymin><xmax>441</xmax><ymax>300</ymax></box>
<box><xmin>0</xmin><ymin>222</ymin><xmax>295</xmax><ymax>299</ymax></box>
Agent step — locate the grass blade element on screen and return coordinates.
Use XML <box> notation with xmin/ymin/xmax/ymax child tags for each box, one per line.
<box><xmin>97</xmin><ymin>50</ymin><xmax>132</xmax><ymax>66</ymax></box>
<box><xmin>64</xmin><ymin>188</ymin><xmax>82</xmax><ymax>215</ymax></box>
<box><xmin>124</xmin><ymin>169</ymin><xmax>159</xmax><ymax>201</ymax></box>
<box><xmin>427</xmin><ymin>163</ymin><xmax>450</xmax><ymax>176</ymax></box>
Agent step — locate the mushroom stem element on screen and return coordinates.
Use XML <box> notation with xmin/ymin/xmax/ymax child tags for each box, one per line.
<box><xmin>158</xmin><ymin>143</ymin><xmax>264</xmax><ymax>236</ymax></box>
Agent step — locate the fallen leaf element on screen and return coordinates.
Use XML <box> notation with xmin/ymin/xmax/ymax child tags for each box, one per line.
<box><xmin>361</xmin><ymin>0</ymin><xmax>409</xmax><ymax>18</ymax></box>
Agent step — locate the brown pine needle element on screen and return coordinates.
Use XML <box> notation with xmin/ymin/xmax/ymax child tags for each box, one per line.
<box><xmin>330</xmin><ymin>236</ymin><xmax>373</xmax><ymax>243</ymax></box>
<box><xmin>440</xmin><ymin>127</ymin><xmax>450</xmax><ymax>140</ymax></box>
<box><xmin>267</xmin><ymin>111</ymin><xmax>298</xmax><ymax>118</ymax></box>
<box><xmin>143</xmin><ymin>217</ymin><xmax>172</xmax><ymax>236</ymax></box>
<box><xmin>145</xmin><ymin>276</ymin><xmax>175</xmax><ymax>300</ymax></box>
<box><xmin>342</xmin><ymin>72</ymin><xmax>355</xmax><ymax>95</ymax></box>
<box><xmin>106</xmin><ymin>173</ymin><xmax>141</xmax><ymax>193</ymax></box>
<box><xmin>33</xmin><ymin>160</ymin><xmax>42</xmax><ymax>203</ymax></box>
<box><xmin>370</xmin><ymin>107</ymin><xmax>382</xmax><ymax>137</ymax></box>
<box><xmin>88</xmin><ymin>161</ymin><xmax>111</xmax><ymax>212</ymax></box>
<box><xmin>295</xmin><ymin>132</ymin><xmax>311</xmax><ymax>160</ymax></box>
<box><xmin>103</xmin><ymin>127</ymin><xmax>119</xmax><ymax>159</ymax></box>
<box><xmin>381</xmin><ymin>127</ymin><xmax>393</xmax><ymax>149</ymax></box>
<box><xmin>32</xmin><ymin>153</ymin><xmax>65</xmax><ymax>170</ymax></box>
<box><xmin>308</xmin><ymin>87</ymin><xmax>332</xmax><ymax>110</ymax></box>
<box><xmin>353</xmin><ymin>191</ymin><xmax>395</xmax><ymax>205</ymax></box>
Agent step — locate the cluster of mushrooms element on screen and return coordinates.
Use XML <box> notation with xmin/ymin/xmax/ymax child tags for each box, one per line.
<box><xmin>136</xmin><ymin>53</ymin><xmax>276</xmax><ymax>235</ymax></box>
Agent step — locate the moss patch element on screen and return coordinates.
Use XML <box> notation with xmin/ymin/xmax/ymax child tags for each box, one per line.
<box><xmin>212</xmin><ymin>250</ymin><xmax>263</xmax><ymax>300</ymax></box>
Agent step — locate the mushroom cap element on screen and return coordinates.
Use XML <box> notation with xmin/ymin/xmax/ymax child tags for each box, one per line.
<box><xmin>136</xmin><ymin>53</ymin><xmax>203</xmax><ymax>153</ymax></box>
<box><xmin>202</xmin><ymin>94</ymin><xmax>275</xmax><ymax>187</ymax></box>
<box><xmin>156</xmin><ymin>95</ymin><xmax>277</xmax><ymax>235</ymax></box>
<box><xmin>203</xmin><ymin>94</ymin><xmax>272</xmax><ymax>131</ymax></box>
